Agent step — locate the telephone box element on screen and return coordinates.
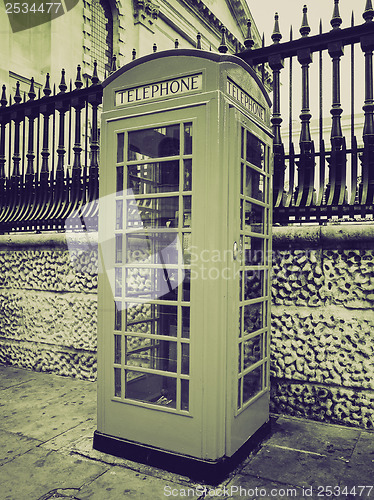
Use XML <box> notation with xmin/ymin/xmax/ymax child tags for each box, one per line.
<box><xmin>94</xmin><ymin>49</ymin><xmax>273</xmax><ymax>482</ymax></box>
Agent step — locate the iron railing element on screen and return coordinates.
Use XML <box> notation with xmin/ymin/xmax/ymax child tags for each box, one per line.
<box><xmin>238</xmin><ymin>0</ymin><xmax>374</xmax><ymax>224</ymax></box>
<box><xmin>0</xmin><ymin>1</ymin><xmax>373</xmax><ymax>231</ymax></box>
<box><xmin>0</xmin><ymin>64</ymin><xmax>102</xmax><ymax>232</ymax></box>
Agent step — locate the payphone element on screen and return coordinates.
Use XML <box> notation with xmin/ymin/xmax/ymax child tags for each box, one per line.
<box><xmin>94</xmin><ymin>49</ymin><xmax>273</xmax><ymax>482</ymax></box>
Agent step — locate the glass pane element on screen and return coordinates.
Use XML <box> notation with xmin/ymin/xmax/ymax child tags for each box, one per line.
<box><xmin>246</xmin><ymin>132</ymin><xmax>265</xmax><ymax>169</ymax></box>
<box><xmin>238</xmin><ymin>343</ymin><xmax>242</xmax><ymax>373</ymax></box>
<box><xmin>115</xmin><ymin>267</ymin><xmax>122</xmax><ymax>297</ymax></box>
<box><xmin>237</xmin><ymin>378</ymin><xmax>242</xmax><ymax>409</ymax></box>
<box><xmin>182</xmin><ymin>232</ymin><xmax>192</xmax><ymax>264</ymax></box>
<box><xmin>127</xmin><ymin>197</ymin><xmax>179</xmax><ymax>229</ymax></box>
<box><xmin>239</xmin><ymin>271</ymin><xmax>242</xmax><ymax>301</ymax></box>
<box><xmin>128</xmin><ymin>125</ymin><xmax>180</xmax><ymax>161</ymax></box>
<box><xmin>243</xmin><ymin>303</ymin><xmax>264</xmax><ymax>335</ymax></box>
<box><xmin>181</xmin><ymin>343</ymin><xmax>189</xmax><ymax>375</ymax></box>
<box><xmin>126</xmin><ymin>338</ymin><xmax>177</xmax><ymax>372</ymax></box>
<box><xmin>246</xmin><ymin>167</ymin><xmax>265</xmax><ymax>202</ymax></box>
<box><xmin>244</xmin><ymin>270</ymin><xmax>264</xmax><ymax>300</ymax></box>
<box><xmin>245</xmin><ymin>202</ymin><xmax>264</xmax><ymax>233</ymax></box>
<box><xmin>114</xmin><ymin>368</ymin><xmax>121</xmax><ymax>397</ymax></box>
<box><xmin>181</xmin><ymin>379</ymin><xmax>189</xmax><ymax>411</ymax></box>
<box><xmin>126</xmin><ymin>232</ymin><xmax>179</xmax><ymax>266</ymax></box>
<box><xmin>182</xmin><ymin>306</ymin><xmax>190</xmax><ymax>338</ymax></box>
<box><xmin>244</xmin><ymin>236</ymin><xmax>264</xmax><ymax>265</ymax></box>
<box><xmin>183</xmin><ymin>196</ymin><xmax>191</xmax><ymax>227</ymax></box>
<box><xmin>125</xmin><ymin>371</ymin><xmax>176</xmax><ymax>408</ymax></box>
<box><xmin>117</xmin><ymin>133</ymin><xmax>124</xmax><ymax>163</ymax></box>
<box><xmin>240</xmin><ymin>163</ymin><xmax>244</xmax><ymax>195</ymax></box>
<box><xmin>127</xmin><ymin>161</ymin><xmax>179</xmax><ymax>194</ymax></box>
<box><xmin>115</xmin><ymin>234</ymin><xmax>123</xmax><ymax>263</ymax></box>
<box><xmin>116</xmin><ymin>200</ymin><xmax>123</xmax><ymax>230</ymax></box>
<box><xmin>184</xmin><ymin>159</ymin><xmax>192</xmax><ymax>190</ymax></box>
<box><xmin>125</xmin><ymin>303</ymin><xmax>178</xmax><ymax>337</ymax></box>
<box><xmin>115</xmin><ymin>301</ymin><xmax>122</xmax><ymax>330</ymax></box>
<box><xmin>240</xmin><ymin>199</ymin><xmax>243</xmax><ymax>230</ymax></box>
<box><xmin>238</xmin><ymin>307</ymin><xmax>242</xmax><ymax>338</ymax></box>
<box><xmin>243</xmin><ymin>365</ymin><xmax>263</xmax><ymax>403</ymax></box>
<box><xmin>114</xmin><ymin>335</ymin><xmax>122</xmax><ymax>364</ymax></box>
<box><xmin>182</xmin><ymin>269</ymin><xmax>191</xmax><ymax>302</ymax></box>
<box><xmin>243</xmin><ymin>335</ymin><xmax>263</xmax><ymax>370</ymax></box>
<box><xmin>126</xmin><ymin>267</ymin><xmax>178</xmax><ymax>301</ymax></box>
<box><xmin>241</xmin><ymin>127</ymin><xmax>244</xmax><ymax>159</ymax></box>
<box><xmin>184</xmin><ymin>123</ymin><xmax>192</xmax><ymax>155</ymax></box>
<box><xmin>116</xmin><ymin>166</ymin><xmax>123</xmax><ymax>192</ymax></box>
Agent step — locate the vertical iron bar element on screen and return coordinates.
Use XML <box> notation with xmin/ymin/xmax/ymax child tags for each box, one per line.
<box><xmin>360</xmin><ymin>33</ymin><xmax>374</xmax><ymax>206</ymax></box>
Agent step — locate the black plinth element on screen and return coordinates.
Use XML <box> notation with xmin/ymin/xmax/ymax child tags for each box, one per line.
<box><xmin>93</xmin><ymin>420</ymin><xmax>271</xmax><ymax>485</ymax></box>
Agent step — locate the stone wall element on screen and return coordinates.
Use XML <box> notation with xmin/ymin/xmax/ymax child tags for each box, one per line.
<box><xmin>0</xmin><ymin>225</ymin><xmax>373</xmax><ymax>429</ymax></box>
<box><xmin>271</xmin><ymin>224</ymin><xmax>374</xmax><ymax>429</ymax></box>
<box><xmin>0</xmin><ymin>233</ymin><xmax>97</xmax><ymax>380</ymax></box>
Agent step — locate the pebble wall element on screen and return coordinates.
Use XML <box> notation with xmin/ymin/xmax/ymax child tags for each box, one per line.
<box><xmin>270</xmin><ymin>224</ymin><xmax>374</xmax><ymax>429</ymax></box>
<box><xmin>0</xmin><ymin>226</ymin><xmax>373</xmax><ymax>428</ymax></box>
<box><xmin>0</xmin><ymin>234</ymin><xmax>98</xmax><ymax>380</ymax></box>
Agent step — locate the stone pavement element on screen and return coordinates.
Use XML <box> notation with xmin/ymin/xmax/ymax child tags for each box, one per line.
<box><xmin>0</xmin><ymin>365</ymin><xmax>373</xmax><ymax>500</ymax></box>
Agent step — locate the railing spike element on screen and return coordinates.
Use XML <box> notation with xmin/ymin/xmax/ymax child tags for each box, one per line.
<box><xmin>331</xmin><ymin>0</ymin><xmax>342</xmax><ymax>30</ymax></box>
<box><xmin>110</xmin><ymin>55</ymin><xmax>117</xmax><ymax>73</ymax></box>
<box><xmin>272</xmin><ymin>12</ymin><xmax>282</xmax><ymax>44</ymax></box>
<box><xmin>363</xmin><ymin>0</ymin><xmax>374</xmax><ymax>22</ymax></box>
<box><xmin>0</xmin><ymin>85</ymin><xmax>7</xmax><ymax>107</ymax></box>
<box><xmin>351</xmin><ymin>10</ymin><xmax>355</xmax><ymax>26</ymax></box>
<box><xmin>14</xmin><ymin>81</ymin><xmax>22</xmax><ymax>103</ymax></box>
<box><xmin>75</xmin><ymin>65</ymin><xmax>83</xmax><ymax>89</ymax></box>
<box><xmin>174</xmin><ymin>38</ymin><xmax>179</xmax><ymax>49</ymax></box>
<box><xmin>196</xmin><ymin>32</ymin><xmax>202</xmax><ymax>49</ymax></box>
<box><xmin>290</xmin><ymin>25</ymin><xmax>293</xmax><ymax>41</ymax></box>
<box><xmin>132</xmin><ymin>48</ymin><xmax>136</xmax><ymax>60</ymax></box>
<box><xmin>91</xmin><ymin>61</ymin><xmax>99</xmax><ymax>85</ymax></box>
<box><xmin>300</xmin><ymin>5</ymin><xmax>311</xmax><ymax>37</ymax></box>
<box><xmin>43</xmin><ymin>73</ymin><xmax>51</xmax><ymax>97</ymax></box>
<box><xmin>319</xmin><ymin>19</ymin><xmax>323</xmax><ymax>34</ymax></box>
<box><xmin>28</xmin><ymin>78</ymin><xmax>36</xmax><ymax>101</ymax></box>
<box><xmin>262</xmin><ymin>33</ymin><xmax>265</xmax><ymax>47</ymax></box>
<box><xmin>244</xmin><ymin>19</ymin><xmax>255</xmax><ymax>49</ymax></box>
<box><xmin>59</xmin><ymin>69</ymin><xmax>67</xmax><ymax>93</ymax></box>
<box><xmin>153</xmin><ymin>43</ymin><xmax>157</xmax><ymax>53</ymax></box>
<box><xmin>218</xmin><ymin>26</ymin><xmax>228</xmax><ymax>53</ymax></box>
<box><xmin>53</xmin><ymin>83</ymin><xmax>56</xmax><ymax>95</ymax></box>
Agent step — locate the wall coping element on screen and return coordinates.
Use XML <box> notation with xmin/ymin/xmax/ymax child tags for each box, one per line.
<box><xmin>1</xmin><ymin>223</ymin><xmax>374</xmax><ymax>250</ymax></box>
<box><xmin>273</xmin><ymin>223</ymin><xmax>374</xmax><ymax>249</ymax></box>
<box><xmin>0</xmin><ymin>232</ymin><xmax>98</xmax><ymax>250</ymax></box>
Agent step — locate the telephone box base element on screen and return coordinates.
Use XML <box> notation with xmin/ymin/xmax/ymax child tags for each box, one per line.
<box><xmin>93</xmin><ymin>421</ymin><xmax>271</xmax><ymax>485</ymax></box>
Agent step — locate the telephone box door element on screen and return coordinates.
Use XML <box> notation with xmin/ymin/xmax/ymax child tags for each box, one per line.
<box><xmin>226</xmin><ymin>107</ymin><xmax>272</xmax><ymax>456</ymax></box>
<box><xmin>98</xmin><ymin>105</ymin><xmax>208</xmax><ymax>458</ymax></box>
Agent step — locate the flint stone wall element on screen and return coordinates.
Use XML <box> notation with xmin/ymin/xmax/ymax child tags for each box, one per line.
<box><xmin>0</xmin><ymin>225</ymin><xmax>373</xmax><ymax>429</ymax></box>
<box><xmin>271</xmin><ymin>224</ymin><xmax>374</xmax><ymax>429</ymax></box>
<box><xmin>0</xmin><ymin>233</ymin><xmax>97</xmax><ymax>380</ymax></box>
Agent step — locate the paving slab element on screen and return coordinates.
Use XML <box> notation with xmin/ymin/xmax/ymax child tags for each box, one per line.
<box><xmin>40</xmin><ymin>420</ymin><xmax>97</xmax><ymax>452</ymax></box>
<box><xmin>0</xmin><ymin>366</ymin><xmax>41</xmax><ymax>390</ymax></box>
<box><xmin>69</xmin><ymin>433</ymin><xmax>203</xmax><ymax>486</ymax></box>
<box><xmin>0</xmin><ymin>380</ymin><xmax>96</xmax><ymax>441</ymax></box>
<box><xmin>0</xmin><ymin>429</ymin><xmax>42</xmax><ymax>466</ymax></box>
<box><xmin>76</xmin><ymin>466</ymin><xmax>193</xmax><ymax>500</ymax></box>
<box><xmin>0</xmin><ymin>446</ymin><xmax>108</xmax><ymax>500</ymax></box>
<box><xmin>241</xmin><ymin>445</ymin><xmax>347</xmax><ymax>489</ymax></box>
<box><xmin>224</xmin><ymin>474</ymin><xmax>304</xmax><ymax>499</ymax></box>
<box><xmin>268</xmin><ymin>416</ymin><xmax>361</xmax><ymax>460</ymax></box>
